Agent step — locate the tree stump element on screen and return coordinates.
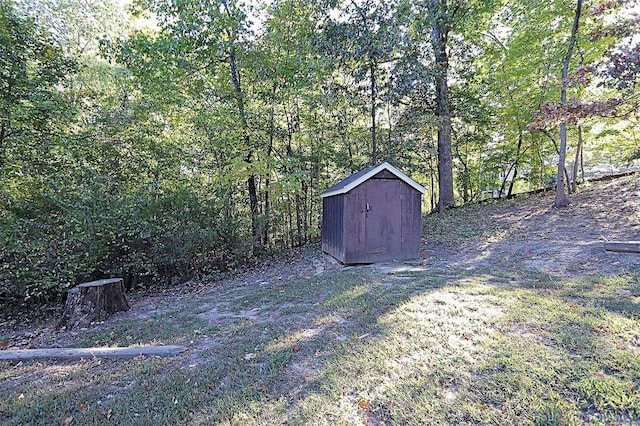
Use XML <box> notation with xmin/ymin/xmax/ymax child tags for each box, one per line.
<box><xmin>58</xmin><ymin>278</ymin><xmax>130</xmax><ymax>329</ymax></box>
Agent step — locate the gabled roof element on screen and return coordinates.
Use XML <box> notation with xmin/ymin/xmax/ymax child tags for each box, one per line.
<box><xmin>320</xmin><ymin>162</ymin><xmax>426</xmax><ymax>198</ymax></box>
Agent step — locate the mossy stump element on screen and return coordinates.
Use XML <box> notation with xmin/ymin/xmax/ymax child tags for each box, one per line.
<box><xmin>58</xmin><ymin>278</ymin><xmax>129</xmax><ymax>329</ymax></box>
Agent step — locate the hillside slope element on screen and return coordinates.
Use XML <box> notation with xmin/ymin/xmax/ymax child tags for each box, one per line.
<box><xmin>423</xmin><ymin>173</ymin><xmax>640</xmax><ymax>276</ymax></box>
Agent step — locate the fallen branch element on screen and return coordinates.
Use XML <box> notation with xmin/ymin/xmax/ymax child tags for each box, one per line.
<box><xmin>604</xmin><ymin>241</ymin><xmax>640</xmax><ymax>254</ymax></box>
<box><xmin>0</xmin><ymin>345</ymin><xmax>186</xmax><ymax>362</ymax></box>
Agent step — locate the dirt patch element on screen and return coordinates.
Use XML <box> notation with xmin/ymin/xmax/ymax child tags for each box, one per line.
<box><xmin>0</xmin><ymin>246</ymin><xmax>344</xmax><ymax>350</ymax></box>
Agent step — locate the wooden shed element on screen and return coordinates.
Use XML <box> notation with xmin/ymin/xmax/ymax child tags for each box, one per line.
<box><xmin>321</xmin><ymin>162</ymin><xmax>426</xmax><ymax>264</ymax></box>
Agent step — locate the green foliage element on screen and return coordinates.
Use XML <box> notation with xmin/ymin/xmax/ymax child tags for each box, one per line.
<box><xmin>0</xmin><ymin>1</ymin><xmax>249</xmax><ymax>301</ymax></box>
<box><xmin>0</xmin><ymin>169</ymin><xmax>246</xmax><ymax>301</ymax></box>
<box><xmin>0</xmin><ymin>0</ymin><xmax>77</xmax><ymax>170</ymax></box>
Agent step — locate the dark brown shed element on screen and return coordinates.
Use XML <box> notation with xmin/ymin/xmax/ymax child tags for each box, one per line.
<box><xmin>321</xmin><ymin>162</ymin><xmax>426</xmax><ymax>264</ymax></box>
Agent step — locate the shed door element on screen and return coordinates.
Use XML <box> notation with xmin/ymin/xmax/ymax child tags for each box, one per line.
<box><xmin>364</xmin><ymin>179</ymin><xmax>403</xmax><ymax>260</ymax></box>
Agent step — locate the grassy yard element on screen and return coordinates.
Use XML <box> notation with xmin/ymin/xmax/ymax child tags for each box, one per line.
<box><xmin>1</xmin><ymin>262</ymin><xmax>639</xmax><ymax>425</ymax></box>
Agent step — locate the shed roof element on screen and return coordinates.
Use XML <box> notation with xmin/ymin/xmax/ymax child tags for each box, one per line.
<box><xmin>320</xmin><ymin>162</ymin><xmax>426</xmax><ymax>198</ymax></box>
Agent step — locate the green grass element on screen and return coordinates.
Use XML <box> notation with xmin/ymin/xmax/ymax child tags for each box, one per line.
<box><xmin>1</xmin><ymin>267</ymin><xmax>640</xmax><ymax>425</ymax></box>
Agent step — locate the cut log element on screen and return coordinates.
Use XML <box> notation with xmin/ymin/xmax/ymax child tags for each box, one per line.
<box><xmin>604</xmin><ymin>241</ymin><xmax>640</xmax><ymax>254</ymax></box>
<box><xmin>0</xmin><ymin>345</ymin><xmax>186</xmax><ymax>362</ymax></box>
<box><xmin>58</xmin><ymin>278</ymin><xmax>130</xmax><ymax>329</ymax></box>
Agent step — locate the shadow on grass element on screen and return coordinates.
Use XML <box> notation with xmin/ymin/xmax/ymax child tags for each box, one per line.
<box><xmin>2</xmin><ymin>266</ymin><xmax>640</xmax><ymax>425</ymax></box>
<box><xmin>0</xmin><ymin>268</ymin><xmax>449</xmax><ymax>424</ymax></box>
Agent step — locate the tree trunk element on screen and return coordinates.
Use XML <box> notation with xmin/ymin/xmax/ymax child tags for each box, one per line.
<box><xmin>58</xmin><ymin>278</ymin><xmax>129</xmax><ymax>329</ymax></box>
<box><xmin>507</xmin><ymin>166</ymin><xmax>518</xmax><ymax>198</ymax></box>
<box><xmin>228</xmin><ymin>44</ymin><xmax>261</xmax><ymax>253</ymax></box>
<box><xmin>580</xmin><ymin>136</ymin><xmax>585</xmax><ymax>183</ymax></box>
<box><xmin>499</xmin><ymin>130</ymin><xmax>524</xmax><ymax>198</ymax></box>
<box><xmin>247</xmin><ymin>174</ymin><xmax>260</xmax><ymax>252</ymax></box>
<box><xmin>387</xmin><ymin>97</ymin><xmax>392</xmax><ymax>156</ymax></box>
<box><xmin>263</xmin><ymin>83</ymin><xmax>277</xmax><ymax>247</ymax></box>
<box><xmin>223</xmin><ymin>2</ymin><xmax>261</xmax><ymax>254</ymax></box>
<box><xmin>303</xmin><ymin>181</ymin><xmax>310</xmax><ymax>242</ymax></box>
<box><xmin>454</xmin><ymin>141</ymin><xmax>471</xmax><ymax>203</ymax></box>
<box><xmin>0</xmin><ymin>123</ymin><xmax>5</xmax><ymax>172</ymax></box>
<box><xmin>555</xmin><ymin>0</ymin><xmax>582</xmax><ymax>208</ymax></box>
<box><xmin>287</xmin><ymin>193</ymin><xmax>294</xmax><ymax>248</ymax></box>
<box><xmin>263</xmin><ymin>177</ymin><xmax>270</xmax><ymax>247</ymax></box>
<box><xmin>428</xmin><ymin>131</ymin><xmax>437</xmax><ymax>212</ymax></box>
<box><xmin>0</xmin><ymin>79</ymin><xmax>13</xmax><ymax>173</ymax></box>
<box><xmin>556</xmin><ymin>122</ymin><xmax>570</xmax><ymax>204</ymax></box>
<box><xmin>571</xmin><ymin>125</ymin><xmax>583</xmax><ymax>192</ymax></box>
<box><xmin>543</xmin><ymin>129</ymin><xmax>572</xmax><ymax>190</ymax></box>
<box><xmin>295</xmin><ymin>193</ymin><xmax>303</xmax><ymax>247</ymax></box>
<box><xmin>430</xmin><ymin>0</ymin><xmax>456</xmax><ymax>211</ymax></box>
<box><xmin>350</xmin><ymin>0</ymin><xmax>379</xmax><ymax>166</ymax></box>
<box><xmin>370</xmin><ymin>59</ymin><xmax>378</xmax><ymax>165</ymax></box>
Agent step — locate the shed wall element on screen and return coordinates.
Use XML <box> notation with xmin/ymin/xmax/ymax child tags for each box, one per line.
<box><xmin>400</xmin><ymin>185</ymin><xmax>422</xmax><ymax>259</ymax></box>
<box><xmin>343</xmin><ymin>183</ymin><xmax>367</xmax><ymax>263</ymax></box>
<box><xmin>321</xmin><ymin>194</ymin><xmax>345</xmax><ymax>260</ymax></box>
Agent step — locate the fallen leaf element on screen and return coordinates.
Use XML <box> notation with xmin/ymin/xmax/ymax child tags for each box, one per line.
<box><xmin>358</xmin><ymin>400</ymin><xmax>373</xmax><ymax>411</ymax></box>
<box><xmin>100</xmin><ymin>408</ymin><xmax>113</xmax><ymax>419</ymax></box>
<box><xmin>78</xmin><ymin>403</ymin><xmax>87</xmax><ymax>412</ymax></box>
<box><xmin>292</xmin><ymin>344</ymin><xmax>300</xmax><ymax>353</ymax></box>
<box><xmin>60</xmin><ymin>416</ymin><xmax>73</xmax><ymax>426</ymax></box>
<box><xmin>592</xmin><ymin>371</ymin><xmax>606</xmax><ymax>379</ymax></box>
<box><xmin>478</xmin><ymin>403</ymin><xmax>488</xmax><ymax>410</ymax></box>
<box><xmin>0</xmin><ymin>341</ymin><xmax>8</xmax><ymax>348</ymax></box>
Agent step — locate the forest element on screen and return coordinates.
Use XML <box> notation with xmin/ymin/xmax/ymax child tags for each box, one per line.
<box><xmin>1</xmin><ymin>0</ymin><xmax>638</xmax><ymax>302</ymax></box>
